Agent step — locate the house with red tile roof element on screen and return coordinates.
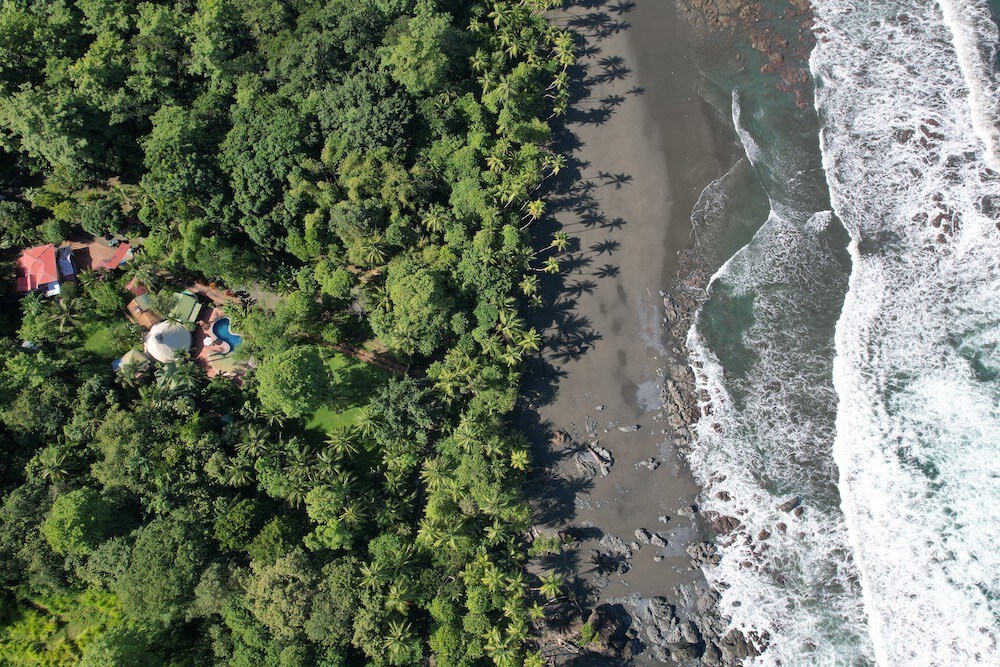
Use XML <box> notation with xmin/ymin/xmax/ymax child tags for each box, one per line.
<box><xmin>14</xmin><ymin>244</ymin><xmax>62</xmax><ymax>296</ymax></box>
<box><xmin>89</xmin><ymin>242</ymin><xmax>133</xmax><ymax>271</ymax></box>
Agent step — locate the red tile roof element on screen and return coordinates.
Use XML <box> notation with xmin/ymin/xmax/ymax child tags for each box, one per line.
<box><xmin>125</xmin><ymin>277</ymin><xmax>147</xmax><ymax>296</ymax></box>
<box><xmin>15</xmin><ymin>244</ymin><xmax>59</xmax><ymax>292</ymax></box>
<box><xmin>92</xmin><ymin>242</ymin><xmax>133</xmax><ymax>271</ymax></box>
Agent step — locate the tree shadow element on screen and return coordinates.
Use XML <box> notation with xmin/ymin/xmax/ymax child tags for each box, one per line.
<box><xmin>517</xmin><ymin>0</ymin><xmax>636</xmax><ymax>578</ymax></box>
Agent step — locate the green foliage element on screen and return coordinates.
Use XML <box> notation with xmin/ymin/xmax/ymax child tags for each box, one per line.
<box><xmin>115</xmin><ymin>519</ymin><xmax>208</xmax><ymax>630</ymax></box>
<box><xmin>256</xmin><ymin>346</ymin><xmax>331</xmax><ymax>419</ymax></box>
<box><xmin>42</xmin><ymin>489</ymin><xmax>123</xmax><ymax>556</ymax></box>
<box><xmin>382</xmin><ymin>11</ymin><xmax>460</xmax><ymax>96</ymax></box>
<box><xmin>0</xmin><ymin>0</ymin><xmax>571</xmax><ymax>662</ymax></box>
<box><xmin>370</xmin><ymin>255</ymin><xmax>456</xmax><ymax>356</ymax></box>
<box><xmin>78</xmin><ymin>194</ymin><xmax>127</xmax><ymax>238</ymax></box>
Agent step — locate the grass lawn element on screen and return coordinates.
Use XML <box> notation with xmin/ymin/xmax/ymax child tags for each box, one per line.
<box><xmin>306</xmin><ymin>348</ymin><xmax>390</xmax><ymax>434</ymax></box>
<box><xmin>81</xmin><ymin>322</ymin><xmax>119</xmax><ymax>359</ymax></box>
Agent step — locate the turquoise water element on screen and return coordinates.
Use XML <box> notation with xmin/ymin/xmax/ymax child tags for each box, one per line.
<box><xmin>212</xmin><ymin>318</ymin><xmax>242</xmax><ymax>349</ymax></box>
<box><xmin>683</xmin><ymin>0</ymin><xmax>1000</xmax><ymax>664</ymax></box>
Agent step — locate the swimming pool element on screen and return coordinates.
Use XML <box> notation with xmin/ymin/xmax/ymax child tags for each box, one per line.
<box><xmin>212</xmin><ymin>318</ymin><xmax>243</xmax><ymax>350</ymax></box>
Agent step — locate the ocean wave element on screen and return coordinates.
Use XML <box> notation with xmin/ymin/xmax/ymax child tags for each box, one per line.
<box><xmin>687</xmin><ymin>206</ymin><xmax>871</xmax><ymax>666</ymax></box>
<box><xmin>812</xmin><ymin>0</ymin><xmax>1000</xmax><ymax>663</ymax></box>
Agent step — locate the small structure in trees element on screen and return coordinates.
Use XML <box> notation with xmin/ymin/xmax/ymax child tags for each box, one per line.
<box><xmin>144</xmin><ymin>321</ymin><xmax>192</xmax><ymax>363</ymax></box>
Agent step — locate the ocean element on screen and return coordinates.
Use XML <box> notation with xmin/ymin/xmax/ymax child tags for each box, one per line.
<box><xmin>684</xmin><ymin>0</ymin><xmax>1000</xmax><ymax>664</ymax></box>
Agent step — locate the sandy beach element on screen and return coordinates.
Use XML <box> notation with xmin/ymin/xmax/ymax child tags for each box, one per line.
<box><xmin>519</xmin><ymin>0</ymin><xmax>744</xmax><ymax>663</ymax></box>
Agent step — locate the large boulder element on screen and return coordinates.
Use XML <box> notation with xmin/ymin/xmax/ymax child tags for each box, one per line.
<box><xmin>585</xmin><ymin>604</ymin><xmax>636</xmax><ymax>659</ymax></box>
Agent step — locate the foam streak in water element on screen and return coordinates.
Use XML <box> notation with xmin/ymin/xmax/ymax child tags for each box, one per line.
<box><xmin>812</xmin><ymin>0</ymin><xmax>1000</xmax><ymax>663</ymax></box>
<box><xmin>686</xmin><ymin>89</ymin><xmax>871</xmax><ymax>664</ymax></box>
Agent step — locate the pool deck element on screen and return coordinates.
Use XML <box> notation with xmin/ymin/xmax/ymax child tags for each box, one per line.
<box><xmin>192</xmin><ymin>307</ymin><xmax>246</xmax><ymax>379</ymax></box>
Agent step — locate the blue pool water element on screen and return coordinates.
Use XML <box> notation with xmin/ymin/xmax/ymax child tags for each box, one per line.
<box><xmin>212</xmin><ymin>318</ymin><xmax>242</xmax><ymax>349</ymax></box>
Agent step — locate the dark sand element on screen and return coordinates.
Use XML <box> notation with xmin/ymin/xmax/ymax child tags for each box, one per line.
<box><xmin>520</xmin><ymin>0</ymin><xmax>741</xmax><ymax>662</ymax></box>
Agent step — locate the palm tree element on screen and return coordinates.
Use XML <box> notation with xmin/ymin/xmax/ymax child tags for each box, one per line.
<box><xmin>368</xmin><ymin>285</ymin><xmax>392</xmax><ymax>313</ymax></box>
<box><xmin>285</xmin><ymin>475</ymin><xmax>310</xmax><ymax>508</ymax></box>
<box><xmin>117</xmin><ymin>359</ymin><xmax>147</xmax><ymax>388</ymax></box>
<box><xmin>420</xmin><ymin>456</ymin><xmax>451</xmax><ymax>491</ymax></box>
<box><xmin>483</xmin><ymin>626</ymin><xmax>517</xmax><ymax>666</ymax></box>
<box><xmin>360</xmin><ymin>561</ymin><xmax>386</xmax><ymax>590</ymax></box>
<box><xmin>36</xmin><ymin>445</ymin><xmax>70</xmax><ymax>487</ymax></box>
<box><xmin>538</xmin><ymin>257</ymin><xmax>560</xmax><ymax>274</ymax></box>
<box><xmin>528</xmin><ymin>602</ymin><xmax>547</xmax><ymax>622</ymax></box>
<box><xmin>340</xmin><ymin>502</ymin><xmax>366</xmax><ymax>527</ymax></box>
<box><xmin>537</xmin><ymin>571</ymin><xmax>564</xmax><ymax>600</ymax></box>
<box><xmin>510</xmin><ymin>448</ymin><xmax>530</xmax><ymax>471</ymax></box>
<box><xmin>222</xmin><ymin>457</ymin><xmax>253</xmax><ymax>487</ymax></box>
<box><xmin>470</xmin><ymin>48</ymin><xmax>489</xmax><ymax>73</ymax></box>
<box><xmin>524</xmin><ymin>199</ymin><xmax>546</xmax><ymax>222</ymax></box>
<box><xmin>325</xmin><ymin>426</ymin><xmax>359</xmax><ymax>457</ymax></box>
<box><xmin>519</xmin><ymin>274</ymin><xmax>539</xmax><ymax>297</ymax></box>
<box><xmin>360</xmin><ymin>234</ymin><xmax>389</xmax><ymax>267</ymax></box>
<box><xmin>544</xmin><ymin>153</ymin><xmax>567</xmax><ymax>177</ymax></box>
<box><xmin>155</xmin><ymin>357</ymin><xmax>202</xmax><ymax>394</ymax></box>
<box><xmin>421</xmin><ymin>205</ymin><xmax>447</xmax><ymax>235</ymax></box>
<box><xmin>261</xmin><ymin>405</ymin><xmax>285</xmax><ymax>429</ymax></box>
<box><xmin>126</xmin><ymin>260</ymin><xmax>159</xmax><ymax>291</ymax></box>
<box><xmin>383</xmin><ymin>620</ymin><xmax>414</xmax><ymax>665</ymax></box>
<box><xmin>4</xmin><ymin>217</ymin><xmax>36</xmax><ymax>248</ymax></box>
<box><xmin>549</xmin><ymin>231</ymin><xmax>570</xmax><ymax>253</ymax></box>
<box><xmin>505</xmin><ymin>571</ymin><xmax>525</xmax><ymax>597</ymax></box>
<box><xmin>386</xmin><ymin>583</ymin><xmax>410</xmax><ymax>614</ymax></box>
<box><xmin>481</xmin><ymin>335</ymin><xmax>503</xmax><ymax>358</ymax></box>
<box><xmin>486</xmin><ymin>153</ymin><xmax>506</xmax><ymax>174</ymax></box>
<box><xmin>20</xmin><ymin>292</ymin><xmax>44</xmax><ymax>317</ymax></box>
<box><xmin>501</xmin><ymin>345</ymin><xmax>522</xmax><ymax>367</ymax></box>
<box><xmin>523</xmin><ymin>651</ymin><xmax>547</xmax><ymax>667</ymax></box>
<box><xmin>518</xmin><ymin>328</ymin><xmax>542</xmax><ymax>352</ymax></box>
<box><xmin>237</xmin><ymin>424</ymin><xmax>272</xmax><ymax>458</ymax></box>
<box><xmin>481</xmin><ymin>564</ymin><xmax>504</xmax><ymax>592</ymax></box>
<box><xmin>47</xmin><ymin>298</ymin><xmax>81</xmax><ymax>335</ymax></box>
<box><xmin>497</xmin><ymin>309</ymin><xmax>525</xmax><ymax>341</ymax></box>
<box><xmin>356</xmin><ymin>406</ymin><xmax>379</xmax><ymax>438</ymax></box>
<box><xmin>453</xmin><ymin>421</ymin><xmax>480</xmax><ymax>451</ymax></box>
<box><xmin>76</xmin><ymin>269</ymin><xmax>99</xmax><ymax>291</ymax></box>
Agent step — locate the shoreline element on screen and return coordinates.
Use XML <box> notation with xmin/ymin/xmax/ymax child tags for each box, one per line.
<box><xmin>520</xmin><ymin>1</ymin><xmax>748</xmax><ymax>663</ymax></box>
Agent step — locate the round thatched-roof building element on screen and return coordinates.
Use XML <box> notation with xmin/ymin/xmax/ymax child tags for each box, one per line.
<box><xmin>145</xmin><ymin>321</ymin><xmax>192</xmax><ymax>363</ymax></box>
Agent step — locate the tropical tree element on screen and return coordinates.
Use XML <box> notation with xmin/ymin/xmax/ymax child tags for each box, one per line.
<box><xmin>537</xmin><ymin>571</ymin><xmax>564</xmax><ymax>600</ymax></box>
<box><xmin>47</xmin><ymin>298</ymin><xmax>82</xmax><ymax>335</ymax></box>
<box><xmin>510</xmin><ymin>449</ymin><xmax>530</xmax><ymax>471</ymax></box>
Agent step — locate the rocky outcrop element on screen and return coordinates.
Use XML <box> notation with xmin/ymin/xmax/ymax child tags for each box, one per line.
<box><xmin>687</xmin><ymin>541</ymin><xmax>722</xmax><ymax>568</ymax></box>
<box><xmin>585</xmin><ymin>604</ymin><xmax>637</xmax><ymax>660</ymax></box>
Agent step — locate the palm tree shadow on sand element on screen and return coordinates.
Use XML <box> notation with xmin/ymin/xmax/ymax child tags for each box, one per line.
<box><xmin>514</xmin><ymin>1</ymin><xmax>643</xmax><ymax>661</ymax></box>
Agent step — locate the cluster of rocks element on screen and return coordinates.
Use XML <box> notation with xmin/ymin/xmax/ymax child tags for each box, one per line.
<box><xmin>681</xmin><ymin>0</ymin><xmax>817</xmax><ymax>109</ymax></box>
<box><xmin>576</xmin><ymin>442</ymin><xmax>615</xmax><ymax>478</ymax></box>
<box><xmin>635</xmin><ymin>527</ymin><xmax>669</xmax><ymax>549</ymax></box>
<box><xmin>636</xmin><ymin>456</ymin><xmax>660</xmax><ymax>470</ymax></box>
<box><xmin>638</xmin><ymin>593</ymin><xmax>763</xmax><ymax>666</ymax></box>
<box><xmin>686</xmin><ymin>541</ymin><xmax>722</xmax><ymax>568</ymax></box>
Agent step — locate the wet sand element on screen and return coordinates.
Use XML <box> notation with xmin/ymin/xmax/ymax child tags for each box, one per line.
<box><xmin>520</xmin><ymin>0</ymin><xmax>741</xmax><ymax>662</ymax></box>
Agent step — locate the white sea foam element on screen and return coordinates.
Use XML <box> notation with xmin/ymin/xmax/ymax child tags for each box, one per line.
<box><xmin>687</xmin><ymin>210</ymin><xmax>872</xmax><ymax>666</ymax></box>
<box><xmin>685</xmin><ymin>90</ymin><xmax>873</xmax><ymax>663</ymax></box>
<box><xmin>812</xmin><ymin>0</ymin><xmax>1000</xmax><ymax>663</ymax></box>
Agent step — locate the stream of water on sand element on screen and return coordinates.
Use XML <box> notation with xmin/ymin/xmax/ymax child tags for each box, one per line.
<box><xmin>683</xmin><ymin>1</ymin><xmax>1000</xmax><ymax>664</ymax></box>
